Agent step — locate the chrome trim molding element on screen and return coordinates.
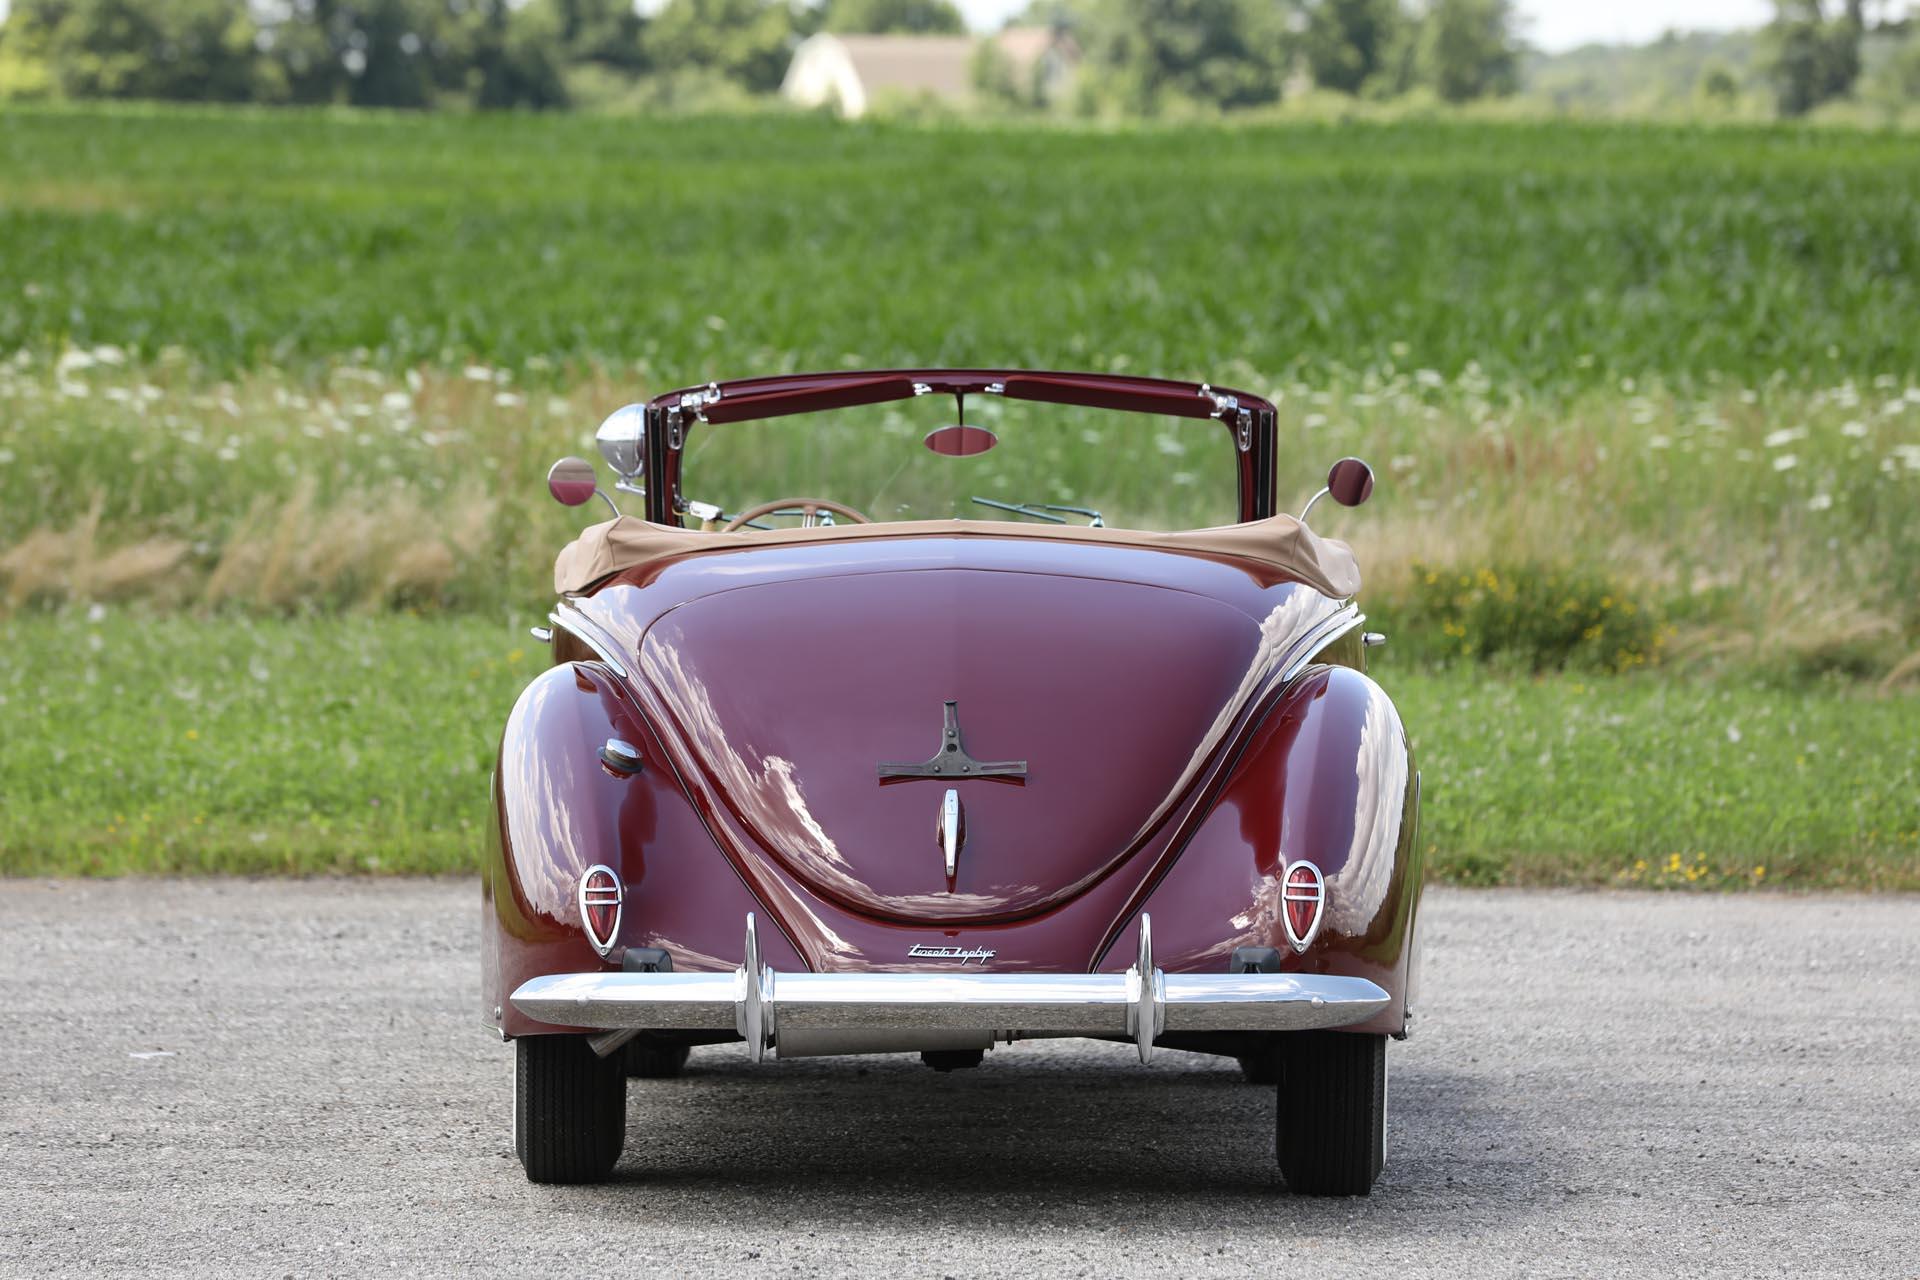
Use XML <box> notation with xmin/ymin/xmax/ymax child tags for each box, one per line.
<box><xmin>548</xmin><ymin>605</ymin><xmax>630</xmax><ymax>681</ymax></box>
<box><xmin>512</xmin><ymin>912</ymin><xmax>1390</xmax><ymax>1063</ymax></box>
<box><xmin>1277</xmin><ymin>605</ymin><xmax>1365</xmax><ymax>687</ymax></box>
<box><xmin>577</xmin><ymin>864</ymin><xmax>623</xmax><ymax>958</ymax></box>
<box><xmin>939</xmin><ymin>788</ymin><xmax>961</xmax><ymax>878</ymax></box>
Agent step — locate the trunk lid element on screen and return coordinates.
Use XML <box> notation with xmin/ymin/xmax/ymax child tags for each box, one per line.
<box><xmin>635</xmin><ymin>566</ymin><xmax>1267</xmax><ymax>923</ymax></box>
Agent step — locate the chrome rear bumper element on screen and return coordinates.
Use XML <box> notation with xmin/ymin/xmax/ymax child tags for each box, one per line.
<box><xmin>510</xmin><ymin>913</ymin><xmax>1389</xmax><ymax>1064</ymax></box>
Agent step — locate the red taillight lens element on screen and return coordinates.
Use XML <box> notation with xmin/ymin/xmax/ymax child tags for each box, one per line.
<box><xmin>1280</xmin><ymin>860</ymin><xmax>1325</xmax><ymax>952</ymax></box>
<box><xmin>578</xmin><ymin>864</ymin><xmax>623</xmax><ymax>956</ymax></box>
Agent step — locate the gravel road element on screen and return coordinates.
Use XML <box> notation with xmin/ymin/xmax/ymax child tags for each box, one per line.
<box><xmin>2</xmin><ymin>881</ymin><xmax>1916</xmax><ymax>1278</ymax></box>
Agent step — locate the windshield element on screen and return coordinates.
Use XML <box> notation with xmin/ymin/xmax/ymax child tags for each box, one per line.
<box><xmin>678</xmin><ymin>398</ymin><xmax>1240</xmax><ymax>531</ymax></box>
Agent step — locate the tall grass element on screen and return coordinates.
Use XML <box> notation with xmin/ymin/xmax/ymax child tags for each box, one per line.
<box><xmin>4</xmin><ymin>353</ymin><xmax>1915</xmax><ymax>676</ymax></box>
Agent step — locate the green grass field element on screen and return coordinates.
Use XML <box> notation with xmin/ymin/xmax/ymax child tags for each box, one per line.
<box><xmin>2</xmin><ymin>105</ymin><xmax>1917</xmax><ymax>885</ymax></box>
<box><xmin>3</xmin><ymin>108</ymin><xmax>1918</xmax><ymax>386</ymax></box>
<box><xmin>1</xmin><ymin>615</ymin><xmax>1912</xmax><ymax>886</ymax></box>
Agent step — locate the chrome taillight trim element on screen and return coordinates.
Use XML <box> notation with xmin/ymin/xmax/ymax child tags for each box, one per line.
<box><xmin>578</xmin><ymin>864</ymin><xmax>623</xmax><ymax>957</ymax></box>
<box><xmin>1280</xmin><ymin>859</ymin><xmax>1326</xmax><ymax>953</ymax></box>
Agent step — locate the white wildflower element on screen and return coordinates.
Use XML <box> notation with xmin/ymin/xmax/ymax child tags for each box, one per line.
<box><xmin>1414</xmin><ymin>369</ymin><xmax>1443</xmax><ymax>389</ymax></box>
<box><xmin>1841</xmin><ymin>420</ymin><xmax>1869</xmax><ymax>439</ymax></box>
<box><xmin>463</xmin><ymin>365</ymin><xmax>495</xmax><ymax>383</ymax></box>
<box><xmin>1647</xmin><ymin>435</ymin><xmax>1671</xmax><ymax>450</ymax></box>
<box><xmin>382</xmin><ymin>391</ymin><xmax>411</xmax><ymax>412</ymax></box>
<box><xmin>1772</xmin><ymin>454</ymin><xmax>1799</xmax><ymax>472</ymax></box>
<box><xmin>493</xmin><ymin>392</ymin><xmax>525</xmax><ymax>409</ymax></box>
<box><xmin>1807</xmin><ymin>492</ymin><xmax>1833</xmax><ymax>511</ymax></box>
<box><xmin>1154</xmin><ymin>434</ymin><xmax>1185</xmax><ymax>457</ymax></box>
<box><xmin>1303</xmin><ymin>412</ymin><xmax>1327</xmax><ymax>430</ymax></box>
<box><xmin>1726</xmin><ymin>724</ymin><xmax>1742</xmax><ymax>744</ymax></box>
<box><xmin>1763</xmin><ymin>427</ymin><xmax>1805</xmax><ymax>448</ymax></box>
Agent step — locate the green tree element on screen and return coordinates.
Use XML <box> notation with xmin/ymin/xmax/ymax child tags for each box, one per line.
<box><xmin>1761</xmin><ymin>0</ymin><xmax>1865</xmax><ymax>115</ymax></box>
<box><xmin>460</xmin><ymin>0</ymin><xmax>570</xmax><ymax>108</ymax></box>
<box><xmin>1414</xmin><ymin>0</ymin><xmax>1517</xmax><ymax>102</ymax></box>
<box><xmin>1079</xmin><ymin>0</ymin><xmax>1281</xmax><ymax>114</ymax></box>
<box><xmin>550</xmin><ymin>0</ymin><xmax>646</xmax><ymax>69</ymax></box>
<box><xmin>823</xmin><ymin>0</ymin><xmax>965</xmax><ymax>34</ymax></box>
<box><xmin>644</xmin><ymin>0</ymin><xmax>806</xmax><ymax>92</ymax></box>
<box><xmin>1298</xmin><ymin>0</ymin><xmax>1404</xmax><ymax>94</ymax></box>
<box><xmin>2</xmin><ymin>0</ymin><xmax>264</xmax><ymax>100</ymax></box>
<box><xmin>259</xmin><ymin>0</ymin><xmax>452</xmax><ymax>107</ymax></box>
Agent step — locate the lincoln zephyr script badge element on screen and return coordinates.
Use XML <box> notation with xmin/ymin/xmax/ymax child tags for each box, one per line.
<box><xmin>877</xmin><ymin>701</ymin><xmax>1027</xmax><ymax>783</ymax></box>
<box><xmin>907</xmin><ymin>944</ymin><xmax>997</xmax><ymax>964</ymax></box>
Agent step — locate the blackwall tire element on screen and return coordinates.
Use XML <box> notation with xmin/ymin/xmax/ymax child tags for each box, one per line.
<box><xmin>623</xmin><ymin>1041</ymin><xmax>691</xmax><ymax>1079</ymax></box>
<box><xmin>1237</xmin><ymin>1045</ymin><xmax>1280</xmax><ymax>1085</ymax></box>
<box><xmin>515</xmin><ymin>1035</ymin><xmax>625</xmax><ymax>1184</ymax></box>
<box><xmin>1275</xmin><ymin>1031</ymin><xmax>1386</xmax><ymax>1196</ymax></box>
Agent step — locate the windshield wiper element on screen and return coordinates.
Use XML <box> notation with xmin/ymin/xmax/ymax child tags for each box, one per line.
<box><xmin>971</xmin><ymin>497</ymin><xmax>1105</xmax><ymax>527</ymax></box>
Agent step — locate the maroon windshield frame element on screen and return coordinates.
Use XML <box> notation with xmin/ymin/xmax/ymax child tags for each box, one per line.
<box><xmin>640</xmin><ymin>369</ymin><xmax>1279</xmax><ymax>526</ymax></box>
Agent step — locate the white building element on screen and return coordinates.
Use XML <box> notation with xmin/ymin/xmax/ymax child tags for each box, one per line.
<box><xmin>781</xmin><ymin>29</ymin><xmax>1077</xmax><ymax>119</ymax></box>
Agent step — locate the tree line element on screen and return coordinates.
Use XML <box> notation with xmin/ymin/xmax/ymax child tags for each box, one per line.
<box><xmin>0</xmin><ymin>0</ymin><xmax>1913</xmax><ymax>115</ymax></box>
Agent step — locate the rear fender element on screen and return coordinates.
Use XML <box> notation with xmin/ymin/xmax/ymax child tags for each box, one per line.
<box><xmin>482</xmin><ymin>660</ymin><xmax>802</xmax><ymax>1038</ymax></box>
<box><xmin>1122</xmin><ymin>665</ymin><xmax>1423</xmax><ymax>1036</ymax></box>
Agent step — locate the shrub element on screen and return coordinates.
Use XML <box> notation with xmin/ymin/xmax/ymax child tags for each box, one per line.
<box><xmin>1392</xmin><ymin>562</ymin><xmax>1667</xmax><ymax>673</ymax></box>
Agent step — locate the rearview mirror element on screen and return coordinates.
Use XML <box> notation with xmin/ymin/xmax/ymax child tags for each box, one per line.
<box><xmin>1326</xmin><ymin>457</ymin><xmax>1375</xmax><ymax>508</ymax></box>
<box><xmin>547</xmin><ymin>456</ymin><xmax>602</xmax><ymax>508</ymax></box>
<box><xmin>924</xmin><ymin>425</ymin><xmax>998</xmax><ymax>457</ymax></box>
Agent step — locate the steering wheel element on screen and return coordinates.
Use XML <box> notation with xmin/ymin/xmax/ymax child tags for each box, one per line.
<box><xmin>721</xmin><ymin>497</ymin><xmax>873</xmax><ymax>532</ymax></box>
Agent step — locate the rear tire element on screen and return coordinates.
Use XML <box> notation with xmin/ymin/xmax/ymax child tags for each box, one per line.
<box><xmin>1237</xmin><ymin>1042</ymin><xmax>1280</xmax><ymax>1085</ymax></box>
<box><xmin>515</xmin><ymin>1035</ymin><xmax>625</xmax><ymax>1184</ymax></box>
<box><xmin>623</xmin><ymin>1040</ymin><xmax>691</xmax><ymax>1079</ymax></box>
<box><xmin>1275</xmin><ymin>1031</ymin><xmax>1386</xmax><ymax>1196</ymax></box>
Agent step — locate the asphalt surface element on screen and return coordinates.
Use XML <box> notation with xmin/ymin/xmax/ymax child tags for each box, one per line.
<box><xmin>2</xmin><ymin>881</ymin><xmax>1916</xmax><ymax>1278</ymax></box>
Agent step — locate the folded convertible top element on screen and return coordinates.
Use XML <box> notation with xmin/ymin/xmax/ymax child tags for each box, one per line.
<box><xmin>555</xmin><ymin>514</ymin><xmax>1360</xmax><ymax>599</ymax></box>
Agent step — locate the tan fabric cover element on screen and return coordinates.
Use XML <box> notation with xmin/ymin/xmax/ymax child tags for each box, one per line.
<box><xmin>555</xmin><ymin>515</ymin><xmax>1360</xmax><ymax>599</ymax></box>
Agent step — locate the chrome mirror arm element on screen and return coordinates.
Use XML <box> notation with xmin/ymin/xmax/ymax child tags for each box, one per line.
<box><xmin>1297</xmin><ymin>485</ymin><xmax>1331</xmax><ymax>525</ymax></box>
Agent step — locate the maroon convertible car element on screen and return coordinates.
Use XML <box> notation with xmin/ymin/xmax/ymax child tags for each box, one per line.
<box><xmin>484</xmin><ymin>369</ymin><xmax>1423</xmax><ymax>1194</ymax></box>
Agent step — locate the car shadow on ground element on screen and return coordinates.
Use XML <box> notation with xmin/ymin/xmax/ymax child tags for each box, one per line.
<box><xmin>574</xmin><ymin>1042</ymin><xmax>1565</xmax><ymax>1229</ymax></box>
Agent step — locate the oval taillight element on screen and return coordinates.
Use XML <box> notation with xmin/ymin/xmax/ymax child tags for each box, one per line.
<box><xmin>1280</xmin><ymin>860</ymin><xmax>1325</xmax><ymax>952</ymax></box>
<box><xmin>578</xmin><ymin>864</ymin><xmax>623</xmax><ymax>956</ymax></box>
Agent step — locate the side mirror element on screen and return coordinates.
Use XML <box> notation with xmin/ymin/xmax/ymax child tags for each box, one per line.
<box><xmin>596</xmin><ymin>403</ymin><xmax>647</xmax><ymax>478</ymax></box>
<box><xmin>547</xmin><ymin>456</ymin><xmax>612</xmax><ymax>514</ymax></box>
<box><xmin>1298</xmin><ymin>456</ymin><xmax>1374</xmax><ymax>525</ymax></box>
<box><xmin>1326</xmin><ymin>457</ymin><xmax>1375</xmax><ymax>507</ymax></box>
